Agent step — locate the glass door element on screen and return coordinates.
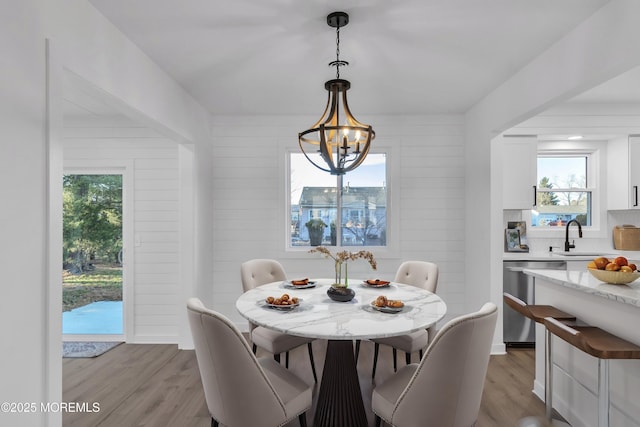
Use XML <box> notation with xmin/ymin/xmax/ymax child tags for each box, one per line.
<box><xmin>62</xmin><ymin>173</ymin><xmax>123</xmax><ymax>336</ymax></box>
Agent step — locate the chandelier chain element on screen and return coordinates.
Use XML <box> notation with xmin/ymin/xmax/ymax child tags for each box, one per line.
<box><xmin>335</xmin><ymin>26</ymin><xmax>341</xmax><ymax>79</ymax></box>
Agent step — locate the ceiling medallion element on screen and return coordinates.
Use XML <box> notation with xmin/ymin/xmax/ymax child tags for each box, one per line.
<box><xmin>298</xmin><ymin>11</ymin><xmax>375</xmax><ymax>175</ymax></box>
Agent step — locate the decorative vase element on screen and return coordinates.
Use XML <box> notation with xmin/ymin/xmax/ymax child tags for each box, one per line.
<box><xmin>328</xmin><ymin>261</ymin><xmax>354</xmax><ymax>301</ymax></box>
<box><xmin>327</xmin><ymin>285</ymin><xmax>355</xmax><ymax>302</ymax></box>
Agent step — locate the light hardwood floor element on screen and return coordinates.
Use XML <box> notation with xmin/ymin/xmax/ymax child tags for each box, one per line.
<box><xmin>63</xmin><ymin>340</ymin><xmax>549</xmax><ymax>426</ymax></box>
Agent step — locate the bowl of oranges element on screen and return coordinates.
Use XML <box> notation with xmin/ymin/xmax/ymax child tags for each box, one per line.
<box><xmin>587</xmin><ymin>256</ymin><xmax>640</xmax><ymax>285</ymax></box>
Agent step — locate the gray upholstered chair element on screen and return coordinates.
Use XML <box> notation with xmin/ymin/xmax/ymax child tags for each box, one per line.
<box><xmin>372</xmin><ymin>302</ymin><xmax>498</xmax><ymax>427</ymax></box>
<box><xmin>370</xmin><ymin>261</ymin><xmax>439</xmax><ymax>377</ymax></box>
<box><xmin>187</xmin><ymin>298</ymin><xmax>312</xmax><ymax>427</ymax></box>
<box><xmin>240</xmin><ymin>259</ymin><xmax>317</xmax><ymax>382</ymax></box>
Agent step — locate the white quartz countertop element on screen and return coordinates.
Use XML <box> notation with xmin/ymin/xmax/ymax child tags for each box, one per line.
<box><xmin>235</xmin><ymin>279</ymin><xmax>447</xmax><ymax>340</ymax></box>
<box><xmin>503</xmin><ymin>251</ymin><xmax>622</xmax><ymax>261</ymax></box>
<box><xmin>523</xmin><ymin>268</ymin><xmax>640</xmax><ymax>307</ymax></box>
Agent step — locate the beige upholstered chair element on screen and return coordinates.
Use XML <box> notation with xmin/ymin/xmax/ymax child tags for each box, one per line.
<box><xmin>370</xmin><ymin>261</ymin><xmax>439</xmax><ymax>377</ymax></box>
<box><xmin>372</xmin><ymin>302</ymin><xmax>498</xmax><ymax>427</ymax></box>
<box><xmin>240</xmin><ymin>259</ymin><xmax>317</xmax><ymax>382</ymax></box>
<box><xmin>187</xmin><ymin>298</ymin><xmax>312</xmax><ymax>427</ymax></box>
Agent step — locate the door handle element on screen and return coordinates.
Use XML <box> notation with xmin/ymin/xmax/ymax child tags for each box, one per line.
<box><xmin>634</xmin><ymin>185</ymin><xmax>638</xmax><ymax>207</ymax></box>
<box><xmin>532</xmin><ymin>185</ymin><xmax>537</xmax><ymax>207</ymax></box>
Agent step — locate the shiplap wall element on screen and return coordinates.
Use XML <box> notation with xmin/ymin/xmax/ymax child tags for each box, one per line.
<box><xmin>63</xmin><ymin>116</ymin><xmax>180</xmax><ymax>343</ymax></box>
<box><xmin>210</xmin><ymin>115</ymin><xmax>466</xmax><ymax>328</ymax></box>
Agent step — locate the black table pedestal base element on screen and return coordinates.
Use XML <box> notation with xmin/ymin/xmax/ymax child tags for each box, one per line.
<box><xmin>313</xmin><ymin>340</ymin><xmax>368</xmax><ymax>427</ymax></box>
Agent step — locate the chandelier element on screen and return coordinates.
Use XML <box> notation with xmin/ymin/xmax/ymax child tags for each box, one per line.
<box><xmin>298</xmin><ymin>11</ymin><xmax>375</xmax><ymax>175</ymax></box>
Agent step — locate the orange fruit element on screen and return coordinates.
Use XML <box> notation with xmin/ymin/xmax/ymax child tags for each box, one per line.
<box><xmin>586</xmin><ymin>261</ymin><xmax>598</xmax><ymax>269</ymax></box>
<box><xmin>629</xmin><ymin>263</ymin><xmax>637</xmax><ymax>271</ymax></box>
<box><xmin>605</xmin><ymin>262</ymin><xmax>621</xmax><ymax>271</ymax></box>
<box><xmin>620</xmin><ymin>265</ymin><xmax>633</xmax><ymax>273</ymax></box>
<box><xmin>593</xmin><ymin>257</ymin><xmax>609</xmax><ymax>269</ymax></box>
<box><xmin>614</xmin><ymin>256</ymin><xmax>628</xmax><ymax>267</ymax></box>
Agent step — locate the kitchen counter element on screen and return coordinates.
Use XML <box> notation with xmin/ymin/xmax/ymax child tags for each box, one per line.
<box><xmin>523</xmin><ymin>268</ymin><xmax>640</xmax><ymax>307</ymax></box>
<box><xmin>521</xmin><ymin>267</ymin><xmax>640</xmax><ymax>426</ymax></box>
<box><xmin>503</xmin><ymin>250</ymin><xmax>640</xmax><ymax>262</ymax></box>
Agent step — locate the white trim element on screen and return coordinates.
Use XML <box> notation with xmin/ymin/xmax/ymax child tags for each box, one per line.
<box><xmin>282</xmin><ymin>139</ymin><xmax>399</xmax><ymax>258</ymax></box>
<box><xmin>178</xmin><ymin>143</ymin><xmax>195</xmax><ymax>349</ymax></box>
<box><xmin>45</xmin><ymin>38</ymin><xmax>64</xmax><ymax>427</ymax></box>
<box><xmin>526</xmin><ymin>140</ymin><xmax>608</xmax><ymax>239</ymax></box>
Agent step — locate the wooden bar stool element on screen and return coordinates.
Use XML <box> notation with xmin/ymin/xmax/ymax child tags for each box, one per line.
<box><xmin>503</xmin><ymin>293</ymin><xmax>576</xmax><ymax>421</ymax></box>
<box><xmin>544</xmin><ymin>317</ymin><xmax>640</xmax><ymax>427</ymax></box>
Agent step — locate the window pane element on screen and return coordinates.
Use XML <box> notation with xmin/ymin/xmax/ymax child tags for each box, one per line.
<box><xmin>341</xmin><ymin>154</ymin><xmax>386</xmax><ymax>246</ymax></box>
<box><xmin>537</xmin><ymin>156</ymin><xmax>587</xmax><ymax>188</ymax></box>
<box><xmin>291</xmin><ymin>153</ymin><xmax>336</xmax><ymax>246</ymax></box>
<box><xmin>533</xmin><ymin>191</ymin><xmax>591</xmax><ymax>227</ymax></box>
<box><xmin>289</xmin><ymin>152</ymin><xmax>387</xmax><ymax>247</ymax></box>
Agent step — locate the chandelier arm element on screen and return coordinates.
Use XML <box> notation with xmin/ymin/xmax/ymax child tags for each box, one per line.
<box><xmin>298</xmin><ymin>136</ymin><xmax>333</xmax><ymax>173</ymax></box>
<box><xmin>339</xmin><ymin>128</ymin><xmax>373</xmax><ymax>173</ymax></box>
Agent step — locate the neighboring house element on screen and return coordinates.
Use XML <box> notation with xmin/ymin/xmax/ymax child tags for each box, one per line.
<box><xmin>298</xmin><ymin>186</ymin><xmax>386</xmax><ymax>245</ymax></box>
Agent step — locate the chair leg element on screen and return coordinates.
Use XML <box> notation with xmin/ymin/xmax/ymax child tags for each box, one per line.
<box><xmin>307</xmin><ymin>343</ymin><xmax>318</xmax><ymax>383</ymax></box>
<box><xmin>274</xmin><ymin>353</ymin><xmax>281</xmax><ymax>363</ymax></box>
<box><xmin>375</xmin><ymin>415</ymin><xmax>382</xmax><ymax>427</ymax></box>
<box><xmin>372</xmin><ymin>343</ymin><xmax>380</xmax><ymax>378</ymax></box>
<box><xmin>299</xmin><ymin>412</ymin><xmax>308</xmax><ymax>427</ymax></box>
<box><xmin>405</xmin><ymin>351</ymin><xmax>411</xmax><ymax>365</ymax></box>
<box><xmin>252</xmin><ymin>343</ymin><xmax>257</xmax><ymax>354</ymax></box>
<box><xmin>211</xmin><ymin>417</ymin><xmax>219</xmax><ymax>427</ymax></box>
<box><xmin>392</xmin><ymin>348</ymin><xmax>398</xmax><ymax>372</ymax></box>
<box><xmin>286</xmin><ymin>351</ymin><xmax>290</xmax><ymax>368</ymax></box>
<box><xmin>355</xmin><ymin>339</ymin><xmax>361</xmax><ymax>363</ymax></box>
<box><xmin>598</xmin><ymin>359</ymin><xmax>610</xmax><ymax>427</ymax></box>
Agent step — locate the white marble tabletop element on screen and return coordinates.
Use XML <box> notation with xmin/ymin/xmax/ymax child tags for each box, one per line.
<box><xmin>235</xmin><ymin>279</ymin><xmax>447</xmax><ymax>340</ymax></box>
<box><xmin>524</xmin><ymin>268</ymin><xmax>640</xmax><ymax>307</ymax></box>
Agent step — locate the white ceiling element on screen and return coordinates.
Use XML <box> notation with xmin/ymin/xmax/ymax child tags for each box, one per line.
<box><xmin>87</xmin><ymin>0</ymin><xmax>612</xmax><ymax>116</ymax></box>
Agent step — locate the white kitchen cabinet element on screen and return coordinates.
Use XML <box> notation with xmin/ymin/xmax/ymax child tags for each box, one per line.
<box><xmin>502</xmin><ymin>136</ymin><xmax>537</xmax><ymax>209</ymax></box>
<box><xmin>607</xmin><ymin>135</ymin><xmax>640</xmax><ymax>210</ymax></box>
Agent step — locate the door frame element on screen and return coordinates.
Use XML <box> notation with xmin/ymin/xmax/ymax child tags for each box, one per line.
<box><xmin>62</xmin><ymin>164</ymin><xmax>133</xmax><ymax>342</ymax></box>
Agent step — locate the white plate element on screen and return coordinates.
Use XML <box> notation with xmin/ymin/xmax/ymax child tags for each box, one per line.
<box><xmin>283</xmin><ymin>281</ymin><xmax>316</xmax><ymax>289</ymax></box>
<box><xmin>362</xmin><ymin>280</ymin><xmax>390</xmax><ymax>288</ymax></box>
<box><xmin>262</xmin><ymin>299</ymin><xmax>302</xmax><ymax>310</ymax></box>
<box><xmin>370</xmin><ymin>302</ymin><xmax>404</xmax><ymax>313</ymax></box>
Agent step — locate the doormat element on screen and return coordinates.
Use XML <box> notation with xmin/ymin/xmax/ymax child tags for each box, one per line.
<box><xmin>63</xmin><ymin>341</ymin><xmax>123</xmax><ymax>358</ymax></box>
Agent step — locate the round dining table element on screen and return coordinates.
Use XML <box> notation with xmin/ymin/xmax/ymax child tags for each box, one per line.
<box><xmin>236</xmin><ymin>278</ymin><xmax>447</xmax><ymax>427</ymax></box>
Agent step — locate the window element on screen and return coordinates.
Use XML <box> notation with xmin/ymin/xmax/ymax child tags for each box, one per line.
<box><xmin>289</xmin><ymin>152</ymin><xmax>387</xmax><ymax>248</ymax></box>
<box><xmin>533</xmin><ymin>154</ymin><xmax>592</xmax><ymax>227</ymax></box>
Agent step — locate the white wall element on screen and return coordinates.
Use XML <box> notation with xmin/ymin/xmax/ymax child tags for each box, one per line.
<box><xmin>210</xmin><ymin>114</ymin><xmax>467</xmax><ymax>327</ymax></box>
<box><xmin>63</xmin><ymin>116</ymin><xmax>181</xmax><ymax>343</ymax></box>
<box><xmin>0</xmin><ymin>1</ymin><xmax>212</xmax><ymax>426</ymax></box>
<box><xmin>466</xmin><ymin>0</ymin><xmax>640</xmax><ymax>353</ymax></box>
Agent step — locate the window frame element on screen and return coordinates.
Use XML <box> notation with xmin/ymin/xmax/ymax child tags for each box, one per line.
<box><xmin>284</xmin><ymin>144</ymin><xmax>399</xmax><ymax>255</ymax></box>
<box><xmin>524</xmin><ymin>140</ymin><xmax>607</xmax><ymax>238</ymax></box>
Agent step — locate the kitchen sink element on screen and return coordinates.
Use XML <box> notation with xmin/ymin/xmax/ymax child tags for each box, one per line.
<box><xmin>550</xmin><ymin>251</ymin><xmax>612</xmax><ymax>257</ymax></box>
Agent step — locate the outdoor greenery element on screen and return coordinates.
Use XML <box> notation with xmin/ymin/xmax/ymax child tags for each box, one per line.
<box><xmin>63</xmin><ymin>174</ymin><xmax>123</xmax><ymax>312</ymax></box>
<box><xmin>62</xmin><ymin>265</ymin><xmax>122</xmax><ymax>312</ymax></box>
<box><xmin>63</xmin><ymin>175</ymin><xmax>123</xmax><ymax>272</ymax></box>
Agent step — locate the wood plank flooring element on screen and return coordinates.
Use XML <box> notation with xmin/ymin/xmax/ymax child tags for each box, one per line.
<box><xmin>63</xmin><ymin>340</ymin><xmax>549</xmax><ymax>426</ymax></box>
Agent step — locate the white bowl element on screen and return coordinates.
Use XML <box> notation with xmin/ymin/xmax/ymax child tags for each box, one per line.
<box><xmin>588</xmin><ymin>268</ymin><xmax>640</xmax><ymax>285</ymax></box>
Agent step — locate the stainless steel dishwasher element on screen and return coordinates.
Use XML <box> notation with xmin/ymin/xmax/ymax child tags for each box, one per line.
<box><xmin>503</xmin><ymin>260</ymin><xmax>566</xmax><ymax>346</ymax></box>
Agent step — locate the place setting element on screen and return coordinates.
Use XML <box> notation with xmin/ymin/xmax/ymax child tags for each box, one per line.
<box><xmin>259</xmin><ymin>293</ymin><xmax>305</xmax><ymax>312</ymax></box>
<box><xmin>366</xmin><ymin>295</ymin><xmax>407</xmax><ymax>314</ymax></box>
<box><xmin>360</xmin><ymin>278</ymin><xmax>392</xmax><ymax>288</ymax></box>
<box><xmin>282</xmin><ymin>277</ymin><xmax>317</xmax><ymax>289</ymax></box>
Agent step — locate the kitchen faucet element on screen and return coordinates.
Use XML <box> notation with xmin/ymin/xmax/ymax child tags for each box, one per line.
<box><xmin>564</xmin><ymin>219</ymin><xmax>583</xmax><ymax>252</ymax></box>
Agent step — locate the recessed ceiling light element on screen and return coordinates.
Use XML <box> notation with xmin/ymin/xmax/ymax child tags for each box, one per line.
<box><xmin>567</xmin><ymin>135</ymin><xmax>583</xmax><ymax>140</ymax></box>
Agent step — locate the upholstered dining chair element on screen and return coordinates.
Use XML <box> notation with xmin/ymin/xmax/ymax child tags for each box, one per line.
<box><xmin>370</xmin><ymin>261</ymin><xmax>439</xmax><ymax>378</ymax></box>
<box><xmin>187</xmin><ymin>298</ymin><xmax>312</xmax><ymax>427</ymax></box>
<box><xmin>240</xmin><ymin>258</ymin><xmax>317</xmax><ymax>382</ymax></box>
<box><xmin>372</xmin><ymin>302</ymin><xmax>498</xmax><ymax>427</ymax></box>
